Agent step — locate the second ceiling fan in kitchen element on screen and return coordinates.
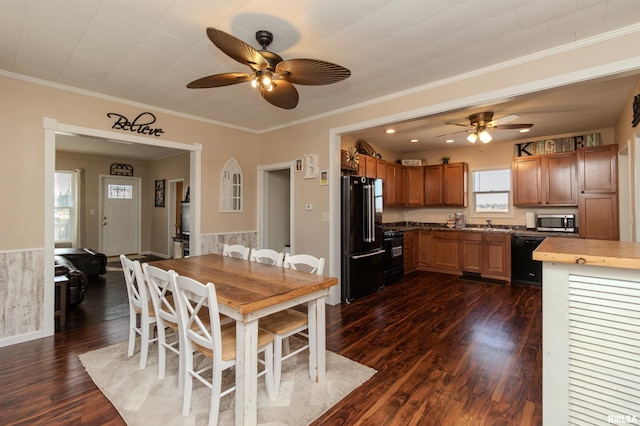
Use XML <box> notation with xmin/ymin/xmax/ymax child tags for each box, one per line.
<box><xmin>439</xmin><ymin>111</ymin><xmax>534</xmax><ymax>143</ymax></box>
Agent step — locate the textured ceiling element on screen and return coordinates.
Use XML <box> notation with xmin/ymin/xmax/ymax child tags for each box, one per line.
<box><xmin>2</xmin><ymin>0</ymin><xmax>640</xmax><ymax>156</ymax></box>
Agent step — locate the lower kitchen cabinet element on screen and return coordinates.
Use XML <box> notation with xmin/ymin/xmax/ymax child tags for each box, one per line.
<box><xmin>461</xmin><ymin>233</ymin><xmax>483</xmax><ymax>273</ymax></box>
<box><xmin>403</xmin><ymin>230</ymin><xmax>418</xmax><ymax>273</ymax></box>
<box><xmin>431</xmin><ymin>231</ymin><xmax>460</xmax><ymax>270</ymax></box>
<box><xmin>416</xmin><ymin>230</ymin><xmax>511</xmax><ymax>280</ymax></box>
<box><xmin>482</xmin><ymin>233</ymin><xmax>511</xmax><ymax>278</ymax></box>
<box><xmin>418</xmin><ymin>230</ymin><xmax>432</xmax><ymax>266</ymax></box>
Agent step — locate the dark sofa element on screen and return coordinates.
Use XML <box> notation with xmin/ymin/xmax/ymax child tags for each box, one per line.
<box><xmin>54</xmin><ymin>248</ymin><xmax>107</xmax><ymax>305</ymax></box>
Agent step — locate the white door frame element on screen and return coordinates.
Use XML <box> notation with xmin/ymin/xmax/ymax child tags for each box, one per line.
<box><xmin>43</xmin><ymin>117</ymin><xmax>202</xmax><ymax>337</ymax></box>
<box><xmin>168</xmin><ymin>179</ymin><xmax>184</xmax><ymax>256</ymax></box>
<box><xmin>98</xmin><ymin>175</ymin><xmax>142</xmax><ymax>255</ymax></box>
<box><xmin>257</xmin><ymin>162</ymin><xmax>295</xmax><ymax>253</ymax></box>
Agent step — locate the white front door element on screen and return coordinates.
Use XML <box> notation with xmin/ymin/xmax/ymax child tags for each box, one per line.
<box><xmin>100</xmin><ymin>176</ymin><xmax>141</xmax><ymax>256</ymax></box>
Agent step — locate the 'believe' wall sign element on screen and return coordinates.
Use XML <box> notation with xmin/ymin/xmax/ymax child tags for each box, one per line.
<box><xmin>107</xmin><ymin>112</ymin><xmax>165</xmax><ymax>137</ymax></box>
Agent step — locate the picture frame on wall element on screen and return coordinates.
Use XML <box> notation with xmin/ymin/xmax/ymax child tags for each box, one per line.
<box><xmin>320</xmin><ymin>170</ymin><xmax>328</xmax><ymax>185</ymax></box>
<box><xmin>155</xmin><ymin>179</ymin><xmax>165</xmax><ymax>207</ymax></box>
<box><xmin>295</xmin><ymin>158</ymin><xmax>303</xmax><ymax>172</ymax></box>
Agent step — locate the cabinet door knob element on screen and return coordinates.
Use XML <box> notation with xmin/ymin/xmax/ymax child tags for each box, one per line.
<box><xmin>576</xmin><ymin>257</ymin><xmax>586</xmax><ymax>265</ymax></box>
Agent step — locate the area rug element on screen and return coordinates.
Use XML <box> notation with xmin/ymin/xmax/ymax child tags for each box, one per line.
<box><xmin>79</xmin><ymin>340</ymin><xmax>376</xmax><ymax>425</ymax></box>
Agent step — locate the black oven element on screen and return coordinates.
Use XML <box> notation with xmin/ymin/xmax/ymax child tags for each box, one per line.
<box><xmin>383</xmin><ymin>230</ymin><xmax>404</xmax><ymax>285</ymax></box>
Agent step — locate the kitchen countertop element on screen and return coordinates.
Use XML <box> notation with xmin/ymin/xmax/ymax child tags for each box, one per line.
<box><xmin>383</xmin><ymin>223</ymin><xmax>580</xmax><ymax>238</ymax></box>
<box><xmin>533</xmin><ymin>237</ymin><xmax>640</xmax><ymax>269</ymax></box>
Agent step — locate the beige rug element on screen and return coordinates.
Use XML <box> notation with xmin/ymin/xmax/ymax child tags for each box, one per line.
<box><xmin>79</xmin><ymin>340</ymin><xmax>375</xmax><ymax>425</ymax></box>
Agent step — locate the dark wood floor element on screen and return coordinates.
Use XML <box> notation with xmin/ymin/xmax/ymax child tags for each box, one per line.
<box><xmin>0</xmin><ymin>270</ymin><xmax>541</xmax><ymax>425</ymax></box>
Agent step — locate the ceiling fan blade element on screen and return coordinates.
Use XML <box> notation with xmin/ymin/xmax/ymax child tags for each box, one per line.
<box><xmin>261</xmin><ymin>81</ymin><xmax>299</xmax><ymax>109</ymax></box>
<box><xmin>436</xmin><ymin>129</ymin><xmax>471</xmax><ymax>137</ymax></box>
<box><xmin>493</xmin><ymin>123</ymin><xmax>534</xmax><ymax>130</ymax></box>
<box><xmin>206</xmin><ymin>27</ymin><xmax>268</xmax><ymax>70</ymax></box>
<box><xmin>276</xmin><ymin>58</ymin><xmax>351</xmax><ymax>85</ymax></box>
<box><xmin>187</xmin><ymin>73</ymin><xmax>252</xmax><ymax>88</ymax></box>
<box><xmin>491</xmin><ymin>114</ymin><xmax>519</xmax><ymax>125</ymax></box>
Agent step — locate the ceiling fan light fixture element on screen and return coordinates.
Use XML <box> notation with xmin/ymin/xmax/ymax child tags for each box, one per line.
<box><xmin>479</xmin><ymin>130</ymin><xmax>492</xmax><ymax>143</ymax></box>
<box><xmin>467</xmin><ymin>133</ymin><xmax>478</xmax><ymax>143</ymax></box>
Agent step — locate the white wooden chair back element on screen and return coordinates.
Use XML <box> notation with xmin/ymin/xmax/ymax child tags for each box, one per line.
<box><xmin>249</xmin><ymin>248</ymin><xmax>284</xmax><ymax>266</ymax></box>
<box><xmin>143</xmin><ymin>264</ymin><xmax>177</xmax><ymax>327</ymax></box>
<box><xmin>283</xmin><ymin>253</ymin><xmax>325</xmax><ymax>275</ymax></box>
<box><xmin>222</xmin><ymin>243</ymin><xmax>250</xmax><ymax>260</ymax></box>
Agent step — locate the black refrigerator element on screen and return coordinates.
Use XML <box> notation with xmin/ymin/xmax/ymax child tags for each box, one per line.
<box><xmin>341</xmin><ymin>176</ymin><xmax>385</xmax><ymax>302</ymax></box>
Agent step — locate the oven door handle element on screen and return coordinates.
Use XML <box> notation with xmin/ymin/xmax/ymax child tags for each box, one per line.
<box><xmin>352</xmin><ymin>249</ymin><xmax>385</xmax><ymax>260</ymax></box>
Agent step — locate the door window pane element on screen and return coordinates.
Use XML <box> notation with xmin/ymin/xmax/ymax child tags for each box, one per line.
<box><xmin>54</xmin><ymin>172</ymin><xmax>74</xmax><ymax>242</ymax></box>
<box><xmin>108</xmin><ymin>184</ymin><xmax>133</xmax><ymax>199</ymax></box>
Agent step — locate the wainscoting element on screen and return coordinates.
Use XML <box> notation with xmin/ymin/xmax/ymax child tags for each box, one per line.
<box><xmin>200</xmin><ymin>231</ymin><xmax>257</xmax><ymax>255</ymax></box>
<box><xmin>0</xmin><ymin>249</ymin><xmax>44</xmax><ymax>345</ymax></box>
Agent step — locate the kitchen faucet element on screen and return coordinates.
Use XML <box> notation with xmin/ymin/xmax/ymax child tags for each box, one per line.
<box><xmin>486</xmin><ymin>218</ymin><xmax>492</xmax><ymax>228</ymax></box>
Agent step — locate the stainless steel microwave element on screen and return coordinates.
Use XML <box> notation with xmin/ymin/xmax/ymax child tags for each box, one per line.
<box><xmin>537</xmin><ymin>214</ymin><xmax>576</xmax><ymax>232</ymax></box>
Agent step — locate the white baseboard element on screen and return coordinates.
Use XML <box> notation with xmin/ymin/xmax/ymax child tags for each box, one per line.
<box><xmin>0</xmin><ymin>330</ymin><xmax>44</xmax><ymax>348</ymax></box>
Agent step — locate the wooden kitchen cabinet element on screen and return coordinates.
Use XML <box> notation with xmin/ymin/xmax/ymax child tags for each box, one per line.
<box><xmin>482</xmin><ymin>233</ymin><xmax>510</xmax><ymax>278</ymax></box>
<box><xmin>405</xmin><ymin>166</ymin><xmax>425</xmax><ymax>206</ymax></box>
<box><xmin>418</xmin><ymin>230</ymin><xmax>432</xmax><ymax>266</ymax></box>
<box><xmin>543</xmin><ymin>152</ymin><xmax>577</xmax><ymax>205</ymax></box>
<box><xmin>577</xmin><ymin>144</ymin><xmax>619</xmax><ymax>240</ymax></box>
<box><xmin>460</xmin><ymin>232</ymin><xmax>483</xmax><ymax>273</ymax></box>
<box><xmin>443</xmin><ymin>163</ymin><xmax>468</xmax><ymax>206</ymax></box>
<box><xmin>431</xmin><ymin>231</ymin><xmax>460</xmax><ymax>270</ymax></box>
<box><xmin>513</xmin><ymin>152</ymin><xmax>577</xmax><ymax>206</ymax></box>
<box><xmin>512</xmin><ymin>156</ymin><xmax>542</xmax><ymax>205</ymax></box>
<box><xmin>578</xmin><ymin>144</ymin><xmax>617</xmax><ymax>193</ymax></box>
<box><xmin>403</xmin><ymin>230</ymin><xmax>419</xmax><ymax>273</ymax></box>
<box><xmin>460</xmin><ymin>232</ymin><xmax>511</xmax><ymax>279</ymax></box>
<box><xmin>396</xmin><ymin>166</ymin><xmax>406</xmax><ymax>205</ymax></box>
<box><xmin>384</xmin><ymin>162</ymin><xmax>397</xmax><ymax>205</ymax></box>
<box><xmin>424</xmin><ymin>165</ymin><xmax>443</xmax><ymax>206</ymax></box>
<box><xmin>424</xmin><ymin>162</ymin><xmax>468</xmax><ymax>207</ymax></box>
<box><xmin>364</xmin><ymin>155</ymin><xmax>377</xmax><ymax>178</ymax></box>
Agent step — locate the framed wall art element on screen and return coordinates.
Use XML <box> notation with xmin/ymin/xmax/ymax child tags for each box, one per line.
<box><xmin>155</xmin><ymin>179</ymin><xmax>165</xmax><ymax>207</ymax></box>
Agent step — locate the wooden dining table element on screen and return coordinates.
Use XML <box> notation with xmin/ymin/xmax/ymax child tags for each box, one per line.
<box><xmin>149</xmin><ymin>253</ymin><xmax>338</xmax><ymax>426</ymax></box>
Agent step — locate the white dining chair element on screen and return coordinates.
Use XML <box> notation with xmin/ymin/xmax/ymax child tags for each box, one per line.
<box><xmin>172</xmin><ymin>273</ymin><xmax>276</xmax><ymax>425</ymax></box>
<box><xmin>222</xmin><ymin>243</ymin><xmax>250</xmax><ymax>260</ymax></box>
<box><xmin>142</xmin><ymin>263</ymin><xmax>183</xmax><ymax>390</ymax></box>
<box><xmin>249</xmin><ymin>248</ymin><xmax>284</xmax><ymax>266</ymax></box>
<box><xmin>120</xmin><ymin>254</ymin><xmax>157</xmax><ymax>370</ymax></box>
<box><xmin>259</xmin><ymin>253</ymin><xmax>325</xmax><ymax>392</ymax></box>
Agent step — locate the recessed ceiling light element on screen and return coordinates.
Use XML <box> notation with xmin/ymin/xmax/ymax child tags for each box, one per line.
<box><xmin>385</xmin><ymin>129</ymin><xmax>395</xmax><ymax>134</ymax></box>
<box><xmin>519</xmin><ymin>128</ymin><xmax>530</xmax><ymax>133</ymax></box>
<box><xmin>410</xmin><ymin>139</ymin><xmax>418</xmax><ymax>143</ymax></box>
<box><xmin>446</xmin><ymin>139</ymin><xmax>454</xmax><ymax>143</ymax></box>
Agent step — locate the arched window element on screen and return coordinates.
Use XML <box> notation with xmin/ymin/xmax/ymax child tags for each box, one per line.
<box><xmin>221</xmin><ymin>157</ymin><xmax>243</xmax><ymax>212</ymax></box>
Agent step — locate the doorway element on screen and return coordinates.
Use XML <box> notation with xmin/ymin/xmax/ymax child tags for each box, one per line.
<box><xmin>99</xmin><ymin>175</ymin><xmax>141</xmax><ymax>256</ymax></box>
<box><xmin>258</xmin><ymin>162</ymin><xmax>294</xmax><ymax>254</ymax></box>
<box><xmin>43</xmin><ymin>118</ymin><xmax>202</xmax><ymax>337</ymax></box>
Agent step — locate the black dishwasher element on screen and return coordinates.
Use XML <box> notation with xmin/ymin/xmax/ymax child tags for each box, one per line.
<box><xmin>511</xmin><ymin>235</ymin><xmax>545</xmax><ymax>286</ymax></box>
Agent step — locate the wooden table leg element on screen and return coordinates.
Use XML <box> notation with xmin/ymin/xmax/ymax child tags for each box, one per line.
<box><xmin>307</xmin><ymin>296</ymin><xmax>327</xmax><ymax>382</ymax></box>
<box><xmin>54</xmin><ymin>276</ymin><xmax>68</xmax><ymax>327</ymax></box>
<box><xmin>235</xmin><ymin>319</ymin><xmax>259</xmax><ymax>425</ymax></box>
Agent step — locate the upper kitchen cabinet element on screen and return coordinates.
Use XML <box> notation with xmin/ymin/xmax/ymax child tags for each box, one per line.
<box><xmin>578</xmin><ymin>144</ymin><xmax>619</xmax><ymax>240</ymax></box>
<box><xmin>443</xmin><ymin>163</ymin><xmax>468</xmax><ymax>206</ymax></box>
<box><xmin>424</xmin><ymin>162</ymin><xmax>468</xmax><ymax>207</ymax></box>
<box><xmin>577</xmin><ymin>144</ymin><xmax>617</xmax><ymax>193</ymax></box>
<box><xmin>364</xmin><ymin>155</ymin><xmax>377</xmax><ymax>179</ymax></box>
<box><xmin>543</xmin><ymin>152</ymin><xmax>578</xmax><ymax>205</ymax></box>
<box><xmin>384</xmin><ymin>162</ymin><xmax>398</xmax><ymax>206</ymax></box>
<box><xmin>512</xmin><ymin>152</ymin><xmax>577</xmax><ymax>206</ymax></box>
<box><xmin>405</xmin><ymin>166</ymin><xmax>425</xmax><ymax>207</ymax></box>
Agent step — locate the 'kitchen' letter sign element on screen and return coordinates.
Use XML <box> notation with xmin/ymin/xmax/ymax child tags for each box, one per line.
<box><xmin>107</xmin><ymin>112</ymin><xmax>165</xmax><ymax>137</ymax></box>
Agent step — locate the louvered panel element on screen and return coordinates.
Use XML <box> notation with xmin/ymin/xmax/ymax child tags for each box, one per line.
<box><xmin>568</xmin><ymin>274</ymin><xmax>640</xmax><ymax>425</ymax></box>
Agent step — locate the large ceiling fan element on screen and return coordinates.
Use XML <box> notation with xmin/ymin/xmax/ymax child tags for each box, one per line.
<box><xmin>187</xmin><ymin>27</ymin><xmax>351</xmax><ymax>109</ymax></box>
<box><xmin>440</xmin><ymin>112</ymin><xmax>534</xmax><ymax>143</ymax></box>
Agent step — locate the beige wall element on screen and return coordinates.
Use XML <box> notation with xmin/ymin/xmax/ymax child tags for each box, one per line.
<box><xmin>1</xmin><ymin>26</ymin><xmax>640</xmax><ymax>343</ymax></box>
<box><xmin>55</xmin><ymin>151</ymin><xmax>153</xmax><ymax>251</ymax></box>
